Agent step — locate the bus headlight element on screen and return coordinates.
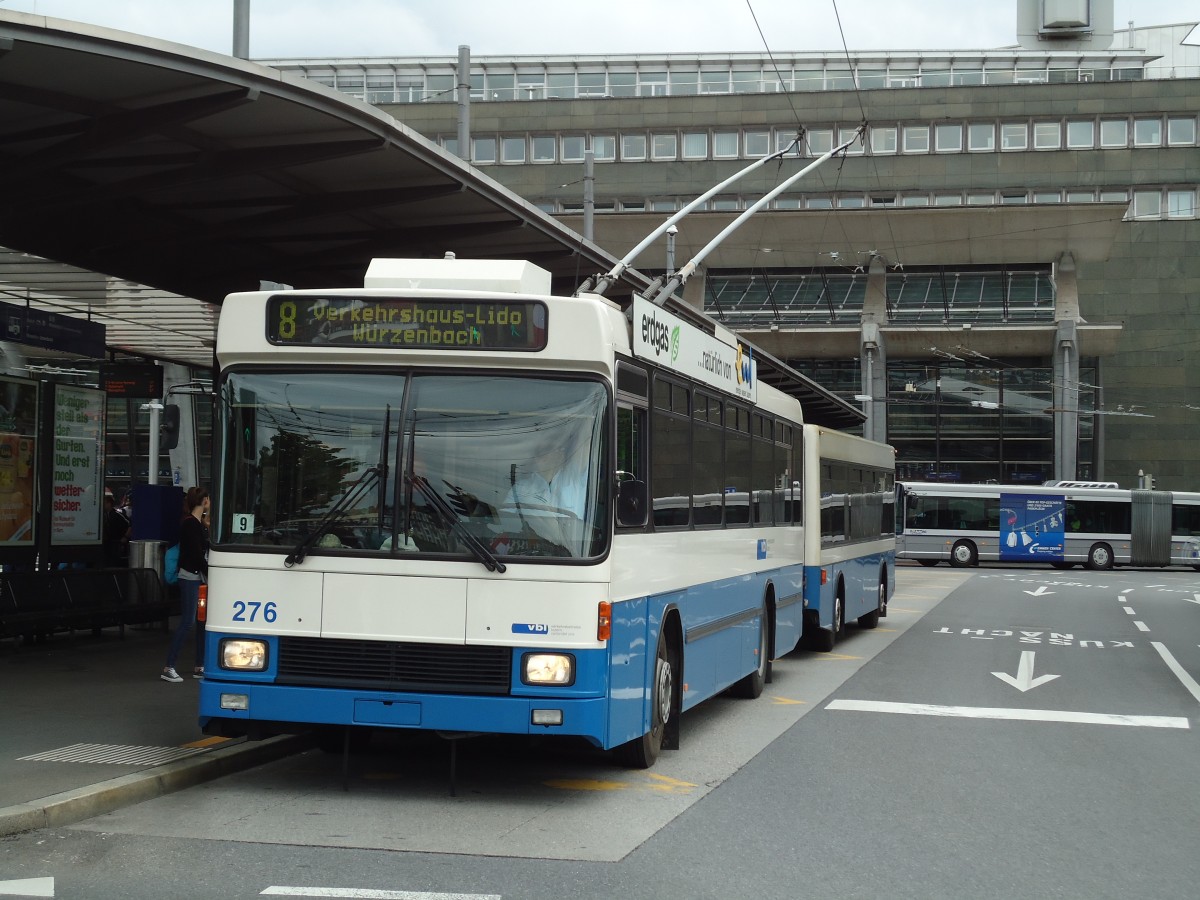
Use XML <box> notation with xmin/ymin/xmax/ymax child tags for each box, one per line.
<box><xmin>221</xmin><ymin>639</ymin><xmax>268</xmax><ymax>671</ymax></box>
<box><xmin>523</xmin><ymin>653</ymin><xmax>574</xmax><ymax>686</ymax></box>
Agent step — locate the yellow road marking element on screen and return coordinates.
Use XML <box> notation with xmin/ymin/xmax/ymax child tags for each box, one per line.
<box><xmin>544</xmin><ymin>778</ymin><xmax>629</xmax><ymax>792</ymax></box>
<box><xmin>815</xmin><ymin>652</ymin><xmax>862</xmax><ymax>661</ymax></box>
<box><xmin>181</xmin><ymin>736</ymin><xmax>231</xmax><ymax>749</ymax></box>
<box><xmin>770</xmin><ymin>696</ymin><xmax>807</xmax><ymax>705</ymax></box>
<box><xmin>645</xmin><ymin>773</ymin><xmax>698</xmax><ymax>793</ymax></box>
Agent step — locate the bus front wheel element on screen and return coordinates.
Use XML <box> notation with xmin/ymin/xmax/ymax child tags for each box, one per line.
<box><xmin>950</xmin><ymin>540</ymin><xmax>978</xmax><ymax>568</ymax></box>
<box><xmin>614</xmin><ymin>629</ymin><xmax>675</xmax><ymax>768</ymax></box>
<box><xmin>1086</xmin><ymin>543</ymin><xmax>1114</xmax><ymax>570</ymax></box>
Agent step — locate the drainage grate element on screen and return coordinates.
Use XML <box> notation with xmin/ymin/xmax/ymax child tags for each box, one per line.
<box><xmin>18</xmin><ymin>742</ymin><xmax>206</xmax><ymax>767</ymax></box>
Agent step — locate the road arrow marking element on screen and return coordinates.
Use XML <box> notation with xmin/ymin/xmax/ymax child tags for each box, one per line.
<box><xmin>993</xmin><ymin>651</ymin><xmax>1060</xmax><ymax>692</ymax></box>
<box><xmin>0</xmin><ymin>878</ymin><xmax>53</xmax><ymax>898</ymax></box>
<box><xmin>1185</xmin><ymin>594</ymin><xmax>1200</xmax><ymax>606</ymax></box>
<box><xmin>1023</xmin><ymin>586</ymin><xmax>1055</xmax><ymax>596</ymax></box>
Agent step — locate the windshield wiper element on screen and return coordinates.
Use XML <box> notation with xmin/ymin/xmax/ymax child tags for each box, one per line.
<box><xmin>407</xmin><ymin>473</ymin><xmax>506</xmax><ymax>574</ymax></box>
<box><xmin>284</xmin><ymin>465</ymin><xmax>382</xmax><ymax>567</ymax></box>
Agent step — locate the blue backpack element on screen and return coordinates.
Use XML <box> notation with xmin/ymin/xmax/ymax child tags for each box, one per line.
<box><xmin>163</xmin><ymin>544</ymin><xmax>180</xmax><ymax>586</ymax></box>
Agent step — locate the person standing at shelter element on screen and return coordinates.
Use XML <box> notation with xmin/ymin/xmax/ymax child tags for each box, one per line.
<box><xmin>160</xmin><ymin>487</ymin><xmax>209</xmax><ymax>683</ymax></box>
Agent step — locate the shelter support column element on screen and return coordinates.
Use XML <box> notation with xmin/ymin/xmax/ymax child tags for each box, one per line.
<box><xmin>859</xmin><ymin>257</ymin><xmax>889</xmax><ymax>444</ymax></box>
<box><xmin>1052</xmin><ymin>252</ymin><xmax>1081</xmax><ymax>481</ymax></box>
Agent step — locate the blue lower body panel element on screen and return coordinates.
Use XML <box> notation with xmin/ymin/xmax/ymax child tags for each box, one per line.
<box><xmin>200</xmin><ymin>680</ymin><xmax>610</xmax><ymax>746</ymax></box>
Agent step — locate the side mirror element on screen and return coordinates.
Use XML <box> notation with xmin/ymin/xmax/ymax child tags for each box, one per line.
<box><xmin>616</xmin><ymin>479</ymin><xmax>647</xmax><ymax>528</ymax></box>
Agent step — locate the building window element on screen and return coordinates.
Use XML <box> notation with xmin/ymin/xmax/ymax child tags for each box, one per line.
<box><xmin>1000</xmin><ymin>123</ymin><xmax>1028</xmax><ymax>150</ymax></box>
<box><xmin>531</xmin><ymin>135</ymin><xmax>556</xmax><ymax>162</ymax></box>
<box><xmin>838</xmin><ymin>128</ymin><xmax>864</xmax><ymax>154</ymax></box>
<box><xmin>806</xmin><ymin>197</ymin><xmax>833</xmax><ymax>209</ymax></box>
<box><xmin>968</xmin><ymin>123</ymin><xmax>995</xmax><ymax>151</ymax></box>
<box><xmin>592</xmin><ymin>135</ymin><xmax>617</xmax><ymax>161</ymax></box>
<box><xmin>901</xmin><ymin>195</ymin><xmax>930</xmax><ymax>206</ymax></box>
<box><xmin>1099</xmin><ymin>189</ymin><xmax>1129</xmax><ymax>203</ymax></box>
<box><xmin>577</xmin><ymin>73</ymin><xmax>606</xmax><ymax>98</ymax></box>
<box><xmin>934</xmin><ymin>194</ymin><xmax>963</xmax><ymax>206</ymax></box>
<box><xmin>837</xmin><ymin>196</ymin><xmax>865</xmax><ymax>208</ymax></box>
<box><xmin>669</xmin><ymin>71</ymin><xmax>699</xmax><ymax>96</ymax></box>
<box><xmin>732</xmin><ymin>70</ymin><xmax>761</xmax><ymax>93</ymax></box>
<box><xmin>1133</xmin><ymin>118</ymin><xmax>1163</xmax><ymax>146</ymax></box>
<box><xmin>1033</xmin><ymin>122</ymin><xmax>1061</xmax><ymax>150</ymax></box>
<box><xmin>547</xmin><ymin>73</ymin><xmax>575</xmax><ymax>99</ymax></box>
<box><xmin>1167</xmin><ymin>190</ymin><xmax>1196</xmax><ymax>218</ymax></box>
<box><xmin>1033</xmin><ymin>191</ymin><xmax>1062</xmax><ymax>203</ymax></box>
<box><xmin>935</xmin><ymin>123</ymin><xmax>962</xmax><ymax>152</ymax></box>
<box><xmin>1167</xmin><ymin>117</ymin><xmax>1197</xmax><ymax>146</ymax></box>
<box><xmin>652</xmin><ymin>133</ymin><xmax>678</xmax><ymax>160</ymax></box>
<box><xmin>621</xmin><ymin>134</ymin><xmax>647</xmax><ymax>161</ymax></box>
<box><xmin>903</xmin><ymin>125</ymin><xmax>930</xmax><ymax>153</ymax></box>
<box><xmin>1132</xmin><ymin>190</ymin><xmax>1162</xmax><ymax>219</ymax></box>
<box><xmin>561</xmin><ymin>135</ymin><xmax>586</xmax><ymax>161</ymax></box>
<box><xmin>1099</xmin><ymin>119</ymin><xmax>1128</xmax><ymax>147</ymax></box>
<box><xmin>501</xmin><ymin>136</ymin><xmax>526</xmax><ymax>163</ymax></box>
<box><xmin>871</xmin><ymin>126</ymin><xmax>898</xmax><ymax>154</ymax></box>
<box><xmin>472</xmin><ymin>136</ymin><xmax>496</xmax><ymax>163</ymax></box>
<box><xmin>639</xmin><ymin>72</ymin><xmax>668</xmax><ymax>97</ymax></box>
<box><xmin>1001</xmin><ymin>193</ymin><xmax>1028</xmax><ymax>204</ymax></box>
<box><xmin>713</xmin><ymin>132</ymin><xmax>739</xmax><ymax>158</ymax></box>
<box><xmin>1066</xmin><ymin>190</ymin><xmax>1094</xmax><ymax>203</ymax></box>
<box><xmin>700</xmin><ymin>70</ymin><xmax>730</xmax><ymax>93</ymax></box>
<box><xmin>609</xmin><ymin>73</ymin><xmax>636</xmax><ymax>97</ymax></box>
<box><xmin>967</xmin><ymin>192</ymin><xmax>994</xmax><ymax>205</ymax></box>
<box><xmin>806</xmin><ymin>129</ymin><xmax>834</xmax><ymax>156</ymax></box>
<box><xmin>1066</xmin><ymin>120</ymin><xmax>1095</xmax><ymax>148</ymax></box>
<box><xmin>682</xmin><ymin>132</ymin><xmax>709</xmax><ymax>159</ymax></box>
<box><xmin>745</xmin><ymin>131</ymin><xmax>770</xmax><ymax>157</ymax></box>
<box><xmin>774</xmin><ymin>197</ymin><xmax>802</xmax><ymax>209</ymax></box>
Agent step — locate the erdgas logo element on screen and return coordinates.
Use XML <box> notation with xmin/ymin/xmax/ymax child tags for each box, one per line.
<box><xmin>641</xmin><ymin>311</ymin><xmax>681</xmax><ymax>362</ymax></box>
<box><xmin>736</xmin><ymin>343</ymin><xmax>753</xmax><ymax>387</ymax></box>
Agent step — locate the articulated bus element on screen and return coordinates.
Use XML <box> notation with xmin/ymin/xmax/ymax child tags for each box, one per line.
<box><xmin>199</xmin><ymin>256</ymin><xmax>894</xmax><ymax>767</ymax></box>
<box><xmin>896</xmin><ymin>481</ymin><xmax>1200</xmax><ymax>570</ymax></box>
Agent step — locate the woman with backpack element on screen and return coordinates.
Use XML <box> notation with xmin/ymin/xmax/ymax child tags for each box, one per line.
<box><xmin>160</xmin><ymin>486</ymin><xmax>209</xmax><ymax>683</ymax></box>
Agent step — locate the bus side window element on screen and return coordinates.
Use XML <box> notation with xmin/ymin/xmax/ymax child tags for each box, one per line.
<box><xmin>616</xmin><ymin>405</ymin><xmax>648</xmax><ymax>528</ymax></box>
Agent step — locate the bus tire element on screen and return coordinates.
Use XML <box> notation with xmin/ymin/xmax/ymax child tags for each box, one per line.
<box><xmin>732</xmin><ymin>600</ymin><xmax>772</xmax><ymax>698</ymax></box>
<box><xmin>812</xmin><ymin>589</ymin><xmax>843</xmax><ymax>652</ymax></box>
<box><xmin>614</xmin><ymin>628</ymin><xmax>675</xmax><ymax>768</ymax></box>
<box><xmin>917</xmin><ymin>559</ymin><xmax>939</xmax><ymax>567</ymax></box>
<box><xmin>1050</xmin><ymin>561</ymin><xmax>1074</xmax><ymax>569</ymax></box>
<box><xmin>1086</xmin><ymin>542</ymin><xmax>1114</xmax><ymax>570</ymax></box>
<box><xmin>859</xmin><ymin>575</ymin><xmax>885</xmax><ymax>628</ymax></box>
<box><xmin>950</xmin><ymin>540</ymin><xmax>978</xmax><ymax>568</ymax></box>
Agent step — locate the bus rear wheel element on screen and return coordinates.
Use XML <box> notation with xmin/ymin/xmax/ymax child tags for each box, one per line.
<box><xmin>732</xmin><ymin>601</ymin><xmax>772</xmax><ymax>698</ymax></box>
<box><xmin>614</xmin><ymin>629</ymin><xmax>674</xmax><ymax>768</ymax></box>
<box><xmin>917</xmin><ymin>559</ymin><xmax>939</xmax><ymax>567</ymax></box>
<box><xmin>1086</xmin><ymin>543</ymin><xmax>1114</xmax><ymax>570</ymax></box>
<box><xmin>950</xmin><ymin>540</ymin><xmax>978</xmax><ymax>568</ymax></box>
<box><xmin>811</xmin><ymin>591</ymin><xmax>843</xmax><ymax>652</ymax></box>
<box><xmin>859</xmin><ymin>576</ymin><xmax>886</xmax><ymax>629</ymax></box>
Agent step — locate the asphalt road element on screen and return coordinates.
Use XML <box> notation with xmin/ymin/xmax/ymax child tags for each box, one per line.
<box><xmin>2</xmin><ymin>565</ymin><xmax>1198</xmax><ymax>900</ymax></box>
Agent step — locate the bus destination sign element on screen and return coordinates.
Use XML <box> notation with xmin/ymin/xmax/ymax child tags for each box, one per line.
<box><xmin>266</xmin><ymin>296</ymin><xmax>547</xmax><ymax>351</ymax></box>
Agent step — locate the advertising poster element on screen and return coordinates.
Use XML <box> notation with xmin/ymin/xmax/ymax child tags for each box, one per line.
<box><xmin>999</xmin><ymin>492</ymin><xmax>1065</xmax><ymax>561</ymax></box>
<box><xmin>52</xmin><ymin>385</ymin><xmax>106</xmax><ymax>545</ymax></box>
<box><xmin>0</xmin><ymin>376</ymin><xmax>39</xmax><ymax>546</ymax></box>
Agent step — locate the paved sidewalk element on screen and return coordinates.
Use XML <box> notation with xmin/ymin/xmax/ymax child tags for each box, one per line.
<box><xmin>0</xmin><ymin>622</ymin><xmax>307</xmax><ymax>836</ymax></box>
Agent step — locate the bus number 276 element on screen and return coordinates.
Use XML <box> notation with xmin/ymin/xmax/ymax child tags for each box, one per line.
<box><xmin>232</xmin><ymin>601</ymin><xmax>278</xmax><ymax>623</ymax></box>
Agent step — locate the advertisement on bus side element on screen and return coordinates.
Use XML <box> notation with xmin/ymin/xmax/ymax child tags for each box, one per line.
<box><xmin>999</xmin><ymin>492</ymin><xmax>1065</xmax><ymax>561</ymax></box>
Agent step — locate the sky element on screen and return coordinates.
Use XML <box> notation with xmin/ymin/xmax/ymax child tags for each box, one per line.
<box><xmin>0</xmin><ymin>0</ymin><xmax>1195</xmax><ymax>58</ymax></box>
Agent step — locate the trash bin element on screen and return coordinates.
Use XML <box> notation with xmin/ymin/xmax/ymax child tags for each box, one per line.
<box><xmin>128</xmin><ymin>539</ymin><xmax>165</xmax><ymax>578</ymax></box>
<box><xmin>128</xmin><ymin>539</ymin><xmax>166</xmax><ymax>611</ymax></box>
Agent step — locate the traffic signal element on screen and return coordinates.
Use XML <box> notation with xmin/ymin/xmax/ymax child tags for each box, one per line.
<box><xmin>160</xmin><ymin>403</ymin><xmax>181</xmax><ymax>450</ymax></box>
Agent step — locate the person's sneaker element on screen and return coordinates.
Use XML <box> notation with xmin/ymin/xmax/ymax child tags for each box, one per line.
<box><xmin>160</xmin><ymin>667</ymin><xmax>183</xmax><ymax>683</ymax></box>
<box><xmin>192</xmin><ymin>667</ymin><xmax>204</xmax><ymax>679</ymax></box>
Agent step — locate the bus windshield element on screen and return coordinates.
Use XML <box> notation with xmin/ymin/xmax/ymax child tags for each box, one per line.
<box><xmin>217</xmin><ymin>370</ymin><xmax>610</xmax><ymax>561</ymax></box>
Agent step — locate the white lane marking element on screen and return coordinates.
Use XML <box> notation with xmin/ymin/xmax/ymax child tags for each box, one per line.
<box><xmin>261</xmin><ymin>890</ymin><xmax>500</xmax><ymax>899</ymax></box>
<box><xmin>0</xmin><ymin>877</ymin><xmax>54</xmax><ymax>898</ymax></box>
<box><xmin>992</xmin><ymin>651</ymin><xmax>1060</xmax><ymax>692</ymax></box>
<box><xmin>1134</xmin><ymin>621</ymin><xmax>1150</xmax><ymax>632</ymax></box>
<box><xmin>1123</xmin><ymin>607</ymin><xmax>1136</xmax><ymax>615</ymax></box>
<box><xmin>827</xmin><ymin>699</ymin><xmax>1189</xmax><ymax>729</ymax></box>
<box><xmin>1151</xmin><ymin>642</ymin><xmax>1200</xmax><ymax>705</ymax></box>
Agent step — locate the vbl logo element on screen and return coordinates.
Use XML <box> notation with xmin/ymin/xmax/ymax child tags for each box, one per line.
<box><xmin>512</xmin><ymin>623</ymin><xmax>549</xmax><ymax>634</ymax></box>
